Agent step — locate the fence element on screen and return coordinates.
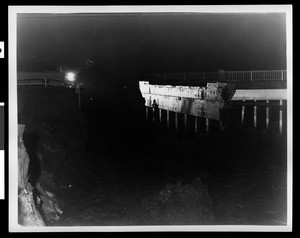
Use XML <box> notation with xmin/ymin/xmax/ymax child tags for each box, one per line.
<box><xmin>144</xmin><ymin>72</ymin><xmax>218</xmax><ymax>82</ymax></box>
<box><xmin>225</xmin><ymin>70</ymin><xmax>287</xmax><ymax>82</ymax></box>
<box><xmin>144</xmin><ymin>70</ymin><xmax>287</xmax><ymax>83</ymax></box>
<box><xmin>17</xmin><ymin>78</ymin><xmax>67</xmax><ymax>87</ymax></box>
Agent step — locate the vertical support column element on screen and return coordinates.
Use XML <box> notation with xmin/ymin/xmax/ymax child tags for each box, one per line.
<box><xmin>219</xmin><ymin>121</ymin><xmax>224</xmax><ymax>130</ymax></box>
<box><xmin>254</xmin><ymin>100</ymin><xmax>257</xmax><ymax>128</ymax></box>
<box><xmin>175</xmin><ymin>112</ymin><xmax>178</xmax><ymax>133</ymax></box>
<box><xmin>279</xmin><ymin>100</ymin><xmax>283</xmax><ymax>135</ymax></box>
<box><xmin>194</xmin><ymin>116</ymin><xmax>198</xmax><ymax>135</ymax></box>
<box><xmin>206</xmin><ymin>118</ymin><xmax>209</xmax><ymax>132</ymax></box>
<box><xmin>241</xmin><ymin>100</ymin><xmax>245</xmax><ymax>125</ymax></box>
<box><xmin>152</xmin><ymin>107</ymin><xmax>155</xmax><ymax>123</ymax></box>
<box><xmin>184</xmin><ymin>114</ymin><xmax>188</xmax><ymax>137</ymax></box>
<box><xmin>159</xmin><ymin>109</ymin><xmax>162</xmax><ymax>123</ymax></box>
<box><xmin>145</xmin><ymin>106</ymin><xmax>148</xmax><ymax>121</ymax></box>
<box><xmin>78</xmin><ymin>85</ymin><xmax>81</xmax><ymax>108</ymax></box>
<box><xmin>167</xmin><ymin>110</ymin><xmax>170</xmax><ymax>130</ymax></box>
<box><xmin>266</xmin><ymin>100</ymin><xmax>269</xmax><ymax>129</ymax></box>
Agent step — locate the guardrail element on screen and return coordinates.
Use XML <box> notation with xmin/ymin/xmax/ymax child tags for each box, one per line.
<box><xmin>225</xmin><ymin>70</ymin><xmax>287</xmax><ymax>82</ymax></box>
<box><xmin>17</xmin><ymin>78</ymin><xmax>67</xmax><ymax>87</ymax></box>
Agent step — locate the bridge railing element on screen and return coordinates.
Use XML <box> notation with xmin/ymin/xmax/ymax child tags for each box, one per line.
<box><xmin>225</xmin><ymin>70</ymin><xmax>287</xmax><ymax>82</ymax></box>
<box><xmin>17</xmin><ymin>78</ymin><xmax>67</xmax><ymax>87</ymax></box>
<box><xmin>144</xmin><ymin>72</ymin><xmax>218</xmax><ymax>81</ymax></box>
<box><xmin>144</xmin><ymin>70</ymin><xmax>287</xmax><ymax>82</ymax></box>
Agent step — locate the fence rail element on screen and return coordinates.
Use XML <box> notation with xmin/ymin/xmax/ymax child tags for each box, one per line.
<box><xmin>225</xmin><ymin>70</ymin><xmax>287</xmax><ymax>82</ymax></box>
<box><xmin>17</xmin><ymin>78</ymin><xmax>67</xmax><ymax>87</ymax></box>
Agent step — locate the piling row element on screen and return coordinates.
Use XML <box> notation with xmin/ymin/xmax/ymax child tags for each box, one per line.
<box><xmin>145</xmin><ymin>99</ymin><xmax>286</xmax><ymax>137</ymax></box>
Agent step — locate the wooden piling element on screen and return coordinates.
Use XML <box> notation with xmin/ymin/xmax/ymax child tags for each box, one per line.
<box><xmin>159</xmin><ymin>109</ymin><xmax>162</xmax><ymax>123</ymax></box>
<box><xmin>206</xmin><ymin>118</ymin><xmax>209</xmax><ymax>132</ymax></box>
<box><xmin>175</xmin><ymin>112</ymin><xmax>178</xmax><ymax>133</ymax></box>
<box><xmin>146</xmin><ymin>106</ymin><xmax>148</xmax><ymax>121</ymax></box>
<box><xmin>78</xmin><ymin>85</ymin><xmax>81</xmax><ymax>108</ymax></box>
<box><xmin>152</xmin><ymin>107</ymin><xmax>155</xmax><ymax>123</ymax></box>
<box><xmin>279</xmin><ymin>100</ymin><xmax>283</xmax><ymax>135</ymax></box>
<box><xmin>167</xmin><ymin>110</ymin><xmax>170</xmax><ymax>130</ymax></box>
<box><xmin>266</xmin><ymin>100</ymin><xmax>269</xmax><ymax>129</ymax></box>
<box><xmin>194</xmin><ymin>116</ymin><xmax>198</xmax><ymax>134</ymax></box>
<box><xmin>241</xmin><ymin>100</ymin><xmax>245</xmax><ymax>125</ymax></box>
<box><xmin>254</xmin><ymin>100</ymin><xmax>257</xmax><ymax>128</ymax></box>
<box><xmin>184</xmin><ymin>114</ymin><xmax>188</xmax><ymax>137</ymax></box>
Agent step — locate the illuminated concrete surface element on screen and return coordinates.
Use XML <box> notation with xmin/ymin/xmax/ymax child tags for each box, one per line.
<box><xmin>231</xmin><ymin>89</ymin><xmax>287</xmax><ymax>101</ymax></box>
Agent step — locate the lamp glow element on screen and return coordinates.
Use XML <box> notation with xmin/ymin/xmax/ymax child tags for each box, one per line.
<box><xmin>66</xmin><ymin>72</ymin><xmax>76</xmax><ymax>82</ymax></box>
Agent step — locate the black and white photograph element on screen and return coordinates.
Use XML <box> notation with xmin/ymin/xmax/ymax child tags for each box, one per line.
<box><xmin>8</xmin><ymin>5</ymin><xmax>292</xmax><ymax>232</ymax></box>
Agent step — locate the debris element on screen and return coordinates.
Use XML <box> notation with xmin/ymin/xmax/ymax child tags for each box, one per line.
<box><xmin>18</xmin><ymin>124</ymin><xmax>45</xmax><ymax>226</ymax></box>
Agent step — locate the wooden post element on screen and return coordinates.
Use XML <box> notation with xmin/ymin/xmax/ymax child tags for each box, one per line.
<box><xmin>159</xmin><ymin>109</ymin><xmax>162</xmax><ymax>123</ymax></box>
<box><xmin>279</xmin><ymin>100</ymin><xmax>283</xmax><ymax>135</ymax></box>
<box><xmin>175</xmin><ymin>112</ymin><xmax>178</xmax><ymax>133</ymax></box>
<box><xmin>184</xmin><ymin>114</ymin><xmax>188</xmax><ymax>137</ymax></box>
<box><xmin>254</xmin><ymin>100</ymin><xmax>257</xmax><ymax>128</ymax></box>
<box><xmin>78</xmin><ymin>85</ymin><xmax>81</xmax><ymax>108</ymax></box>
<box><xmin>241</xmin><ymin>100</ymin><xmax>245</xmax><ymax>125</ymax></box>
<box><xmin>152</xmin><ymin>107</ymin><xmax>155</xmax><ymax>123</ymax></box>
<box><xmin>206</xmin><ymin>118</ymin><xmax>209</xmax><ymax>132</ymax></box>
<box><xmin>167</xmin><ymin>110</ymin><xmax>170</xmax><ymax>130</ymax></box>
<box><xmin>266</xmin><ymin>100</ymin><xmax>269</xmax><ymax>129</ymax></box>
<box><xmin>145</xmin><ymin>107</ymin><xmax>148</xmax><ymax>121</ymax></box>
<box><xmin>219</xmin><ymin>121</ymin><xmax>224</xmax><ymax>130</ymax></box>
<box><xmin>194</xmin><ymin>116</ymin><xmax>198</xmax><ymax>134</ymax></box>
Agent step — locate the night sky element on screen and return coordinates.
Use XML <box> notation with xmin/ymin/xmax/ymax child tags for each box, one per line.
<box><xmin>17</xmin><ymin>12</ymin><xmax>287</xmax><ymax>74</ymax></box>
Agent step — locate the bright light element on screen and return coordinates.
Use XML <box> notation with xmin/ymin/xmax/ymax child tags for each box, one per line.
<box><xmin>66</xmin><ymin>72</ymin><xmax>76</xmax><ymax>82</ymax></box>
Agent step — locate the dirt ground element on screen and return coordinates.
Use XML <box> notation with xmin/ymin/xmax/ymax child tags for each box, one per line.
<box><xmin>53</xmin><ymin>118</ymin><xmax>288</xmax><ymax>226</ymax></box>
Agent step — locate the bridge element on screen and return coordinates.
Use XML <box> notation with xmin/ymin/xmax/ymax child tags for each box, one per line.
<box><xmin>140</xmin><ymin>69</ymin><xmax>288</xmax><ymax>135</ymax></box>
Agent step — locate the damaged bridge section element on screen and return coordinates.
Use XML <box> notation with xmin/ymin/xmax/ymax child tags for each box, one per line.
<box><xmin>139</xmin><ymin>81</ymin><xmax>235</xmax><ymax>121</ymax></box>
